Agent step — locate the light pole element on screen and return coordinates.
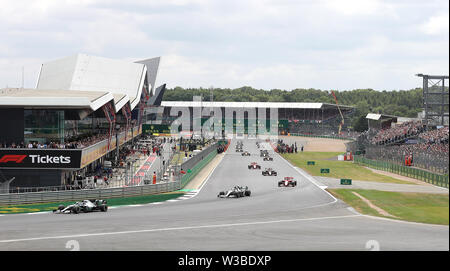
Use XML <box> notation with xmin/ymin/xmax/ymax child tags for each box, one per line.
<box><xmin>115</xmin><ymin>124</ymin><xmax>120</xmax><ymax>167</ymax></box>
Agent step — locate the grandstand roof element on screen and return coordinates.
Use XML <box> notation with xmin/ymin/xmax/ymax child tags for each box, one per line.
<box><xmin>366</xmin><ymin>113</ymin><xmax>420</xmax><ymax>123</ymax></box>
<box><xmin>161</xmin><ymin>101</ymin><xmax>354</xmax><ymax>110</ymax></box>
<box><xmin>0</xmin><ymin>88</ymin><xmax>114</xmax><ymax>111</ymax></box>
<box><xmin>36</xmin><ymin>54</ymin><xmax>161</xmax><ymax>112</ymax></box>
<box><xmin>366</xmin><ymin>113</ymin><xmax>395</xmax><ymax>121</ymax></box>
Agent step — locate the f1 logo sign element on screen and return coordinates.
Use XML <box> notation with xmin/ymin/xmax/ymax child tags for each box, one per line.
<box><xmin>0</xmin><ymin>155</ymin><xmax>27</xmax><ymax>163</ymax></box>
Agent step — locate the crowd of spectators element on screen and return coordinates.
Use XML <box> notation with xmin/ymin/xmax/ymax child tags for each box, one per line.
<box><xmin>369</xmin><ymin>121</ymin><xmax>425</xmax><ymax>145</ymax></box>
<box><xmin>364</xmin><ymin>125</ymin><xmax>449</xmax><ymax>173</ymax></box>
<box><xmin>418</xmin><ymin>126</ymin><xmax>449</xmax><ymax>144</ymax></box>
<box><xmin>0</xmin><ymin>126</ymin><xmax>134</xmax><ymax>150</ymax></box>
<box><xmin>275</xmin><ymin>139</ymin><xmax>302</xmax><ymax>154</ymax></box>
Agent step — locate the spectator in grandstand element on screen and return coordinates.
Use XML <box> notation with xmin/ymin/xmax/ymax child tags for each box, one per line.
<box><xmin>369</xmin><ymin>121</ymin><xmax>425</xmax><ymax>145</ymax></box>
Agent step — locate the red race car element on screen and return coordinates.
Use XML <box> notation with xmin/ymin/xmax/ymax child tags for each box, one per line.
<box><xmin>248</xmin><ymin>162</ymin><xmax>261</xmax><ymax>169</ymax></box>
<box><xmin>278</xmin><ymin>177</ymin><xmax>297</xmax><ymax>187</ymax></box>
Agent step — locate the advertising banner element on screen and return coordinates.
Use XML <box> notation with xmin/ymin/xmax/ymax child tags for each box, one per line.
<box><xmin>0</xmin><ymin>149</ymin><xmax>82</xmax><ymax>169</ymax></box>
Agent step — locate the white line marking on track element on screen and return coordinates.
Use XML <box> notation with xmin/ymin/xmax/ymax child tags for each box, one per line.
<box><xmin>0</xmin><ymin>214</ymin><xmax>362</xmax><ymax>243</ymax></box>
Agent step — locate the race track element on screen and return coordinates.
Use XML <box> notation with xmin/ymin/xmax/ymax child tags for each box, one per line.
<box><xmin>0</xmin><ymin>139</ymin><xmax>448</xmax><ymax>251</ymax></box>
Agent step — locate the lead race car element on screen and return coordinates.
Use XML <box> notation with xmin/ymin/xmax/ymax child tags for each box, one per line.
<box><xmin>262</xmin><ymin>168</ymin><xmax>277</xmax><ymax>176</ymax></box>
<box><xmin>278</xmin><ymin>177</ymin><xmax>297</xmax><ymax>187</ymax></box>
<box><xmin>217</xmin><ymin>186</ymin><xmax>251</xmax><ymax>198</ymax></box>
<box><xmin>53</xmin><ymin>199</ymin><xmax>108</xmax><ymax>214</ymax></box>
<box><xmin>248</xmin><ymin>162</ymin><xmax>261</xmax><ymax>169</ymax></box>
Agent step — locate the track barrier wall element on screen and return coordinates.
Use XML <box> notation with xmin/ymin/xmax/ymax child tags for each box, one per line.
<box><xmin>0</xmin><ymin>181</ymin><xmax>180</xmax><ymax>206</ymax></box>
<box><xmin>180</xmin><ymin>150</ymin><xmax>217</xmax><ymax>188</ymax></box>
<box><xmin>178</xmin><ymin>139</ymin><xmax>230</xmax><ymax>188</ymax></box>
<box><xmin>354</xmin><ymin>156</ymin><xmax>449</xmax><ymax>188</ymax></box>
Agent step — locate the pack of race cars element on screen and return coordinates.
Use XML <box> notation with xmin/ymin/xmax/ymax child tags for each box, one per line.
<box><xmin>218</xmin><ymin>140</ymin><xmax>298</xmax><ymax>199</ymax></box>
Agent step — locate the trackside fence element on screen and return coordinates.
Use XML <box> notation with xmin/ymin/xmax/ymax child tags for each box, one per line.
<box><xmin>0</xmin><ymin>181</ymin><xmax>180</xmax><ymax>206</ymax></box>
<box><xmin>354</xmin><ymin>156</ymin><xmax>449</xmax><ymax>188</ymax></box>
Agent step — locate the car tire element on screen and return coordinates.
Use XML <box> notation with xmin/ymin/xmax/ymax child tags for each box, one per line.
<box><xmin>245</xmin><ymin>191</ymin><xmax>251</xmax><ymax>197</ymax></box>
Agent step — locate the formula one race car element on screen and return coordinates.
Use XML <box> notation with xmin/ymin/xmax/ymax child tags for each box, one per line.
<box><xmin>263</xmin><ymin>156</ymin><xmax>273</xmax><ymax>161</ymax></box>
<box><xmin>236</xmin><ymin>148</ymin><xmax>243</xmax><ymax>152</ymax></box>
<box><xmin>278</xmin><ymin>177</ymin><xmax>297</xmax><ymax>187</ymax></box>
<box><xmin>242</xmin><ymin>151</ymin><xmax>251</xmax><ymax>156</ymax></box>
<box><xmin>262</xmin><ymin>168</ymin><xmax>277</xmax><ymax>176</ymax></box>
<box><xmin>248</xmin><ymin>162</ymin><xmax>261</xmax><ymax>169</ymax></box>
<box><xmin>53</xmin><ymin>199</ymin><xmax>108</xmax><ymax>214</ymax></box>
<box><xmin>260</xmin><ymin>150</ymin><xmax>269</xmax><ymax>157</ymax></box>
<box><xmin>217</xmin><ymin>186</ymin><xmax>251</xmax><ymax>198</ymax></box>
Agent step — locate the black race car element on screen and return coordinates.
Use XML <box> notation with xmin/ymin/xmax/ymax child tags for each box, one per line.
<box><xmin>248</xmin><ymin>162</ymin><xmax>261</xmax><ymax>169</ymax></box>
<box><xmin>260</xmin><ymin>150</ymin><xmax>269</xmax><ymax>157</ymax></box>
<box><xmin>242</xmin><ymin>151</ymin><xmax>251</xmax><ymax>156</ymax></box>
<box><xmin>53</xmin><ymin>199</ymin><xmax>108</xmax><ymax>214</ymax></box>
<box><xmin>217</xmin><ymin>186</ymin><xmax>251</xmax><ymax>198</ymax></box>
<box><xmin>262</xmin><ymin>168</ymin><xmax>277</xmax><ymax>176</ymax></box>
<box><xmin>263</xmin><ymin>156</ymin><xmax>273</xmax><ymax>161</ymax></box>
<box><xmin>236</xmin><ymin>148</ymin><xmax>243</xmax><ymax>152</ymax></box>
<box><xmin>278</xmin><ymin>177</ymin><xmax>297</xmax><ymax>187</ymax></box>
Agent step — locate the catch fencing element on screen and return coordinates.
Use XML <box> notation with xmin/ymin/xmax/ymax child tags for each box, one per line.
<box><xmin>364</xmin><ymin>145</ymin><xmax>448</xmax><ymax>174</ymax></box>
<box><xmin>0</xmin><ymin>181</ymin><xmax>181</xmax><ymax>206</ymax></box>
<box><xmin>354</xmin><ymin>156</ymin><xmax>449</xmax><ymax>188</ymax></box>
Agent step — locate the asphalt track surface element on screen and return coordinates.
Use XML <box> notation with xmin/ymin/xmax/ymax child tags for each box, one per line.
<box><xmin>0</xmin><ymin>139</ymin><xmax>448</xmax><ymax>251</ymax></box>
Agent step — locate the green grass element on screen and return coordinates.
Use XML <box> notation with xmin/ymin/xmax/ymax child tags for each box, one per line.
<box><xmin>282</xmin><ymin>152</ymin><xmax>414</xmax><ymax>184</ymax></box>
<box><xmin>0</xmin><ymin>192</ymin><xmax>185</xmax><ymax>214</ymax></box>
<box><xmin>329</xmin><ymin>189</ymin><xmax>449</xmax><ymax>225</ymax></box>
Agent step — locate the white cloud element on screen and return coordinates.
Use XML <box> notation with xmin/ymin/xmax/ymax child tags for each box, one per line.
<box><xmin>321</xmin><ymin>0</ymin><xmax>396</xmax><ymax>16</ymax></box>
<box><xmin>420</xmin><ymin>13</ymin><xmax>449</xmax><ymax>35</ymax></box>
<box><xmin>0</xmin><ymin>0</ymin><xmax>448</xmax><ymax>91</ymax></box>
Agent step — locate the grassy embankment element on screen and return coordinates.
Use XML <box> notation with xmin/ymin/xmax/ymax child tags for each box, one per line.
<box><xmin>282</xmin><ymin>151</ymin><xmax>449</xmax><ymax>225</ymax></box>
<box><xmin>328</xmin><ymin>189</ymin><xmax>449</xmax><ymax>225</ymax></box>
<box><xmin>282</xmin><ymin>151</ymin><xmax>413</xmax><ymax>184</ymax></box>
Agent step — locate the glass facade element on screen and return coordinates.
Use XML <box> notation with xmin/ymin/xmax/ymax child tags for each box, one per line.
<box><xmin>24</xmin><ymin>109</ymin><xmax>65</xmax><ymax>144</ymax></box>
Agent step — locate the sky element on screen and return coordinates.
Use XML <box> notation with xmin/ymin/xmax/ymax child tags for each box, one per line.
<box><xmin>0</xmin><ymin>0</ymin><xmax>448</xmax><ymax>92</ymax></box>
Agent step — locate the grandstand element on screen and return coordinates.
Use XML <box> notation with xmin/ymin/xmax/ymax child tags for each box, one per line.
<box><xmin>145</xmin><ymin>101</ymin><xmax>355</xmax><ymax>137</ymax></box>
<box><xmin>353</xmin><ymin>74</ymin><xmax>450</xmax><ymax>174</ymax></box>
<box><xmin>358</xmin><ymin>117</ymin><xmax>449</xmax><ymax>174</ymax></box>
<box><xmin>0</xmin><ymin>54</ymin><xmax>164</xmax><ymax>188</ymax></box>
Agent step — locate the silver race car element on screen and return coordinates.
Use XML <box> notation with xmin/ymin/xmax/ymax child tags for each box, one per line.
<box><xmin>218</xmin><ymin>186</ymin><xmax>251</xmax><ymax>198</ymax></box>
<box><xmin>53</xmin><ymin>199</ymin><xmax>108</xmax><ymax>214</ymax></box>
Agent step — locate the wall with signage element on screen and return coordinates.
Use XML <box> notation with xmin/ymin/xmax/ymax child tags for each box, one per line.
<box><xmin>0</xmin><ymin>149</ymin><xmax>82</xmax><ymax>169</ymax></box>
